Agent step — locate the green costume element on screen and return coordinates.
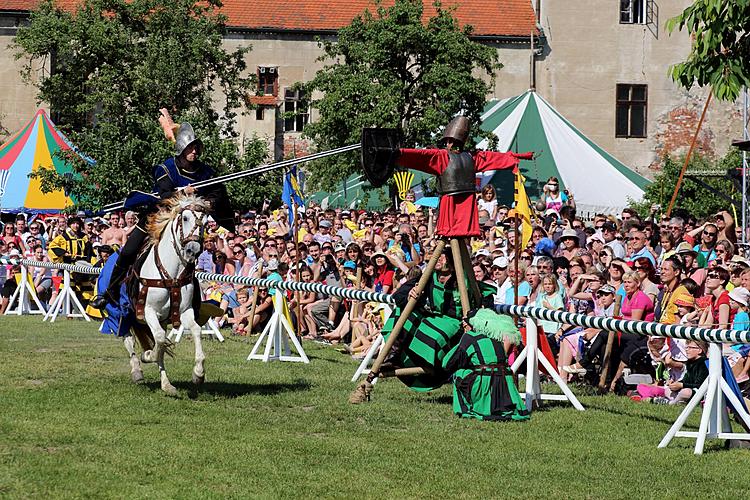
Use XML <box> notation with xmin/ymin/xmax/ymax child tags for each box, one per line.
<box><xmin>441</xmin><ymin>310</ymin><xmax>529</xmax><ymax>421</ymax></box>
<box><xmin>382</xmin><ymin>273</ymin><xmax>495</xmax><ymax>391</ymax></box>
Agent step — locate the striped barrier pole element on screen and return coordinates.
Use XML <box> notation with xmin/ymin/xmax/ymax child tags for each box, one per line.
<box><xmin>498</xmin><ymin>304</ymin><xmax>750</xmax><ymax>454</ymax></box>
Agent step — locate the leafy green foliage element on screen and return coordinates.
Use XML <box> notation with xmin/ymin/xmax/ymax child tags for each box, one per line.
<box><xmin>630</xmin><ymin>149</ymin><xmax>742</xmax><ymax>219</ymax></box>
<box><xmin>301</xmin><ymin>0</ymin><xmax>501</xmax><ymax>190</ymax></box>
<box><xmin>14</xmin><ymin>0</ymin><xmax>271</xmax><ymax>210</ymax></box>
<box><xmin>666</xmin><ymin>1</ymin><xmax>750</xmax><ymax>101</ymax></box>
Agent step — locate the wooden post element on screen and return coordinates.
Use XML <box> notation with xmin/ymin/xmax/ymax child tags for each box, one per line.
<box><xmin>458</xmin><ymin>238</ymin><xmax>482</xmax><ymax>307</ymax></box>
<box><xmin>349</xmin><ymin>239</ymin><xmax>446</xmax><ymax>403</ymax></box>
<box><xmin>449</xmin><ymin>238</ymin><xmax>472</xmax><ymax>316</ymax></box>
<box><xmin>598</xmin><ymin>300</ymin><xmax>621</xmax><ymax>391</ymax></box>
<box><xmin>293</xmin><ymin>202</ymin><xmax>302</xmax><ymax>339</ymax></box>
<box><xmin>248</xmin><ymin>262</ymin><xmax>264</xmax><ymax>334</ymax></box>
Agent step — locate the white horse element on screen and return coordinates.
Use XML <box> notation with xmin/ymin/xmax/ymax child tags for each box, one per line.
<box><xmin>131</xmin><ymin>193</ymin><xmax>209</xmax><ymax>396</ymax></box>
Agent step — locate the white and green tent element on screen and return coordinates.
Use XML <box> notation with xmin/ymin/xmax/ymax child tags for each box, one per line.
<box><xmin>477</xmin><ymin>90</ymin><xmax>650</xmax><ymax>215</ymax></box>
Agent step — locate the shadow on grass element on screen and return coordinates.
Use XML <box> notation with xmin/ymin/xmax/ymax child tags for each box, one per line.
<box><xmin>143</xmin><ymin>378</ymin><xmax>313</xmax><ymax>399</ymax></box>
<box><xmin>583</xmin><ymin>400</ymin><xmax>679</xmax><ymax>426</ymax></box>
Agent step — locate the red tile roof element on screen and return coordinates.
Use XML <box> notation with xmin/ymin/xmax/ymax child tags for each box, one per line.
<box><xmin>223</xmin><ymin>0</ymin><xmax>538</xmax><ymax>37</ymax></box>
<box><xmin>0</xmin><ymin>1</ymin><xmax>537</xmax><ymax>37</ymax></box>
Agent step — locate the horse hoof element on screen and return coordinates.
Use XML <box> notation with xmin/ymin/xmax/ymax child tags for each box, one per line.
<box><xmin>192</xmin><ymin>372</ymin><xmax>205</xmax><ymax>385</ymax></box>
<box><xmin>162</xmin><ymin>384</ymin><xmax>178</xmax><ymax>397</ymax></box>
<box><xmin>140</xmin><ymin>351</ymin><xmax>152</xmax><ymax>363</ymax></box>
<box><xmin>131</xmin><ymin>370</ymin><xmax>145</xmax><ymax>384</ymax></box>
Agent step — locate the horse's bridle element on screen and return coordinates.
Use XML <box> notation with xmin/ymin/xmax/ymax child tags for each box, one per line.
<box><xmin>170</xmin><ymin>205</ymin><xmax>206</xmax><ymax>266</ymax></box>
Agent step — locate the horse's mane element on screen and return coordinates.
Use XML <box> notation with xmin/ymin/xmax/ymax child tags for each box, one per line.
<box><xmin>146</xmin><ymin>192</ymin><xmax>211</xmax><ymax>241</ymax></box>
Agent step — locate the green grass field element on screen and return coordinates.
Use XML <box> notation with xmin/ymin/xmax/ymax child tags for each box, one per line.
<box><xmin>0</xmin><ymin>316</ymin><xmax>748</xmax><ymax>499</ymax></box>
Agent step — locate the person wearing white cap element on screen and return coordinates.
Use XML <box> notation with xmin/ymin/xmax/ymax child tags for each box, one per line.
<box><xmin>491</xmin><ymin>256</ymin><xmax>511</xmax><ymax>307</ymax></box>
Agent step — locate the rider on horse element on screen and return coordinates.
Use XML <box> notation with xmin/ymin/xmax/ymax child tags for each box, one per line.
<box><xmin>91</xmin><ymin>122</ymin><xmax>234</xmax><ymax>310</ymax></box>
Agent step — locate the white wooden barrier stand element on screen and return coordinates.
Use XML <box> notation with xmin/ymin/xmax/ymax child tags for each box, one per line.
<box><xmin>4</xmin><ymin>265</ymin><xmax>46</xmax><ymax>316</ymax></box>
<box><xmin>169</xmin><ymin>318</ymin><xmax>225</xmax><ymax>343</ymax></box>
<box><xmin>659</xmin><ymin>342</ymin><xmax>750</xmax><ymax>454</ymax></box>
<box><xmin>43</xmin><ymin>269</ymin><xmax>90</xmax><ymax>322</ymax></box>
<box><xmin>510</xmin><ymin>318</ymin><xmax>584</xmax><ymax>412</ymax></box>
<box><xmin>247</xmin><ymin>291</ymin><xmax>309</xmax><ymax>363</ymax></box>
<box><xmin>351</xmin><ymin>334</ymin><xmax>383</xmax><ymax>383</ymax></box>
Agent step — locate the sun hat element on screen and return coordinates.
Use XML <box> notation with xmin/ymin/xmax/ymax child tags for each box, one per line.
<box><xmin>675</xmin><ymin>242</ymin><xmax>698</xmax><ymax>256</ymax></box>
<box><xmin>729</xmin><ymin>287</ymin><xmax>750</xmax><ymax>307</ymax></box>
<box><xmin>556</xmin><ymin>228</ymin><xmax>578</xmax><ymax>245</ymax></box>
<box><xmin>673</xmin><ymin>289</ymin><xmax>696</xmax><ymax>308</ymax></box>
<box><xmin>587</xmin><ymin>232</ymin><xmax>605</xmax><ymax>246</ymax></box>
<box><xmin>492</xmin><ymin>256</ymin><xmax>508</xmax><ymax>268</ymax></box>
<box><xmin>598</xmin><ymin>284</ymin><xmax>616</xmax><ymax>294</ymax></box>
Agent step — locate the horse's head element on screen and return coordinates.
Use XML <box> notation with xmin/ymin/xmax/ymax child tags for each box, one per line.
<box><xmin>149</xmin><ymin>192</ymin><xmax>211</xmax><ymax>265</ymax></box>
<box><xmin>174</xmin><ymin>205</ymin><xmax>207</xmax><ymax>262</ymax></box>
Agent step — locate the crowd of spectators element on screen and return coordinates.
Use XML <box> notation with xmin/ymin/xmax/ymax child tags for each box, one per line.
<box><xmin>4</xmin><ymin>175</ymin><xmax>750</xmax><ymax>404</ymax></box>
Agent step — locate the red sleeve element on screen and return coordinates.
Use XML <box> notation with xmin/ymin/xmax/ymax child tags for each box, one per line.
<box><xmin>473</xmin><ymin>151</ymin><xmax>524</xmax><ymax>173</ymax></box>
<box><xmin>397</xmin><ymin>148</ymin><xmax>448</xmax><ymax>176</ymax></box>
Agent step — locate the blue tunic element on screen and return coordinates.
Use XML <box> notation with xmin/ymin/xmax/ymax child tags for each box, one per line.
<box><xmin>123</xmin><ymin>157</ymin><xmax>214</xmax><ymax>209</ymax></box>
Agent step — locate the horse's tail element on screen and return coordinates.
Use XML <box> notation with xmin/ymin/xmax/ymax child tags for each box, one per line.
<box><xmin>131</xmin><ymin>323</ymin><xmax>155</xmax><ymax>352</ymax></box>
<box><xmin>131</xmin><ymin>323</ymin><xmax>175</xmax><ymax>358</ymax></box>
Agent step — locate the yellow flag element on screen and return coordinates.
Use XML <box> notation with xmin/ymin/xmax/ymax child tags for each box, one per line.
<box><xmin>514</xmin><ymin>171</ymin><xmax>533</xmax><ymax>249</ymax></box>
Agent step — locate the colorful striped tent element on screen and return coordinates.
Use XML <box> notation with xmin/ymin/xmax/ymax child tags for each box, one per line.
<box><xmin>477</xmin><ymin>90</ymin><xmax>650</xmax><ymax>216</ymax></box>
<box><xmin>0</xmin><ymin>110</ymin><xmax>90</xmax><ymax>213</ymax></box>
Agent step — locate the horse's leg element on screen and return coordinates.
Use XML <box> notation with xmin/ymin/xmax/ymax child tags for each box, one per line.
<box><xmin>182</xmin><ymin>309</ymin><xmax>205</xmax><ymax>385</ymax></box>
<box><xmin>143</xmin><ymin>307</ymin><xmax>177</xmax><ymax>396</ymax></box>
<box><xmin>123</xmin><ymin>335</ymin><xmax>144</xmax><ymax>384</ymax></box>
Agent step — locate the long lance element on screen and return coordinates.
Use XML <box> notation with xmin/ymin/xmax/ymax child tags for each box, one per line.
<box><xmin>100</xmin><ymin>143</ymin><xmax>361</xmax><ymax>212</ymax></box>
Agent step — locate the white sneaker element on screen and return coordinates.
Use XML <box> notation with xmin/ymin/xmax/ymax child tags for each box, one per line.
<box><xmin>562</xmin><ymin>365</ymin><xmax>586</xmax><ymax>375</ymax></box>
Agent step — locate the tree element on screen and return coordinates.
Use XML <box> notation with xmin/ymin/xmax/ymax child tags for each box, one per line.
<box><xmin>301</xmin><ymin>0</ymin><xmax>501</xmax><ymax>190</ymax></box>
<box><xmin>630</xmin><ymin>149</ymin><xmax>742</xmax><ymax>220</ymax></box>
<box><xmin>14</xmin><ymin>0</ymin><xmax>274</xmax><ymax>210</ymax></box>
<box><xmin>667</xmin><ymin>1</ymin><xmax>750</xmax><ymax>101</ymax></box>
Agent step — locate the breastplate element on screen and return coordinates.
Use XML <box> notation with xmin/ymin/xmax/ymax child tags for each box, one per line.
<box><xmin>437</xmin><ymin>152</ymin><xmax>476</xmax><ymax>195</ymax></box>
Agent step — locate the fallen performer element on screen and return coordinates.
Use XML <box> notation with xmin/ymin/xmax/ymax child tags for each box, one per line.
<box><xmin>380</xmin><ymin>246</ymin><xmax>496</xmax><ymax>391</ymax></box>
<box><xmin>442</xmin><ymin>308</ymin><xmax>529</xmax><ymax>421</ymax></box>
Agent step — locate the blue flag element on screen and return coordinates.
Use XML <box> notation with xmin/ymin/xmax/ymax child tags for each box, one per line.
<box><xmin>282</xmin><ymin>166</ymin><xmax>305</xmax><ymax>233</ymax></box>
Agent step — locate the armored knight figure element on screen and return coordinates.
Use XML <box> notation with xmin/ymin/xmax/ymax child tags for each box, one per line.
<box><xmin>393</xmin><ymin>116</ymin><xmax>532</xmax><ymax>238</ymax></box>
<box><xmin>91</xmin><ymin>122</ymin><xmax>233</xmax><ymax>310</ymax></box>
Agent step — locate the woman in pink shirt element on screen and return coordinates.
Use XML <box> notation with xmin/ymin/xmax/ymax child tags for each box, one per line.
<box><xmin>621</xmin><ymin>271</ymin><xmax>654</xmax><ymax>322</ymax></box>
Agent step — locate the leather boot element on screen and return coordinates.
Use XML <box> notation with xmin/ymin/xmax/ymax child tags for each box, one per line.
<box><xmin>91</xmin><ymin>262</ymin><xmax>128</xmax><ymax>310</ymax></box>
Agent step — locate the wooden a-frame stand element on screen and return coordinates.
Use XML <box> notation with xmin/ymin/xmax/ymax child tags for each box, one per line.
<box><xmin>247</xmin><ymin>290</ymin><xmax>309</xmax><ymax>363</ymax></box>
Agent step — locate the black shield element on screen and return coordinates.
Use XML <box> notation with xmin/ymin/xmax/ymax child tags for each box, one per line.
<box><xmin>361</xmin><ymin>128</ymin><xmax>400</xmax><ymax>188</ymax></box>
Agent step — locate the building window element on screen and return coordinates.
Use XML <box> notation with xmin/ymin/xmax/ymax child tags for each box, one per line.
<box><xmin>620</xmin><ymin>0</ymin><xmax>645</xmax><ymax>24</ymax></box>
<box><xmin>255</xmin><ymin>107</ymin><xmax>264</xmax><ymax>121</ymax></box>
<box><xmin>284</xmin><ymin>89</ymin><xmax>308</xmax><ymax>132</ymax></box>
<box><xmin>258</xmin><ymin>66</ymin><xmax>278</xmax><ymax>96</ymax></box>
<box><xmin>616</xmin><ymin>84</ymin><xmax>647</xmax><ymax>138</ymax></box>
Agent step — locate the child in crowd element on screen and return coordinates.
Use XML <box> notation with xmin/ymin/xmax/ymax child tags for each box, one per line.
<box><xmin>230</xmin><ymin>287</ymin><xmax>251</xmax><ymax>336</ymax></box>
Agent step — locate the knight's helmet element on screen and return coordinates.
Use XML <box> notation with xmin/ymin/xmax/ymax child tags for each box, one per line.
<box><xmin>442</xmin><ymin>116</ymin><xmax>471</xmax><ymax>146</ymax></box>
<box><xmin>174</xmin><ymin>123</ymin><xmax>203</xmax><ymax>156</ymax></box>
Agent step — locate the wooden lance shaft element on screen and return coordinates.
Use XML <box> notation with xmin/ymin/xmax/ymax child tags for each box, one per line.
<box><xmin>363</xmin><ymin>239</ymin><xmax>446</xmax><ymax>385</ymax></box>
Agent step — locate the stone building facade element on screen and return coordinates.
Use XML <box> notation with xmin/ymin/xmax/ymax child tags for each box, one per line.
<box><xmin>0</xmin><ymin>0</ymin><xmax>743</xmax><ymax>177</ymax></box>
